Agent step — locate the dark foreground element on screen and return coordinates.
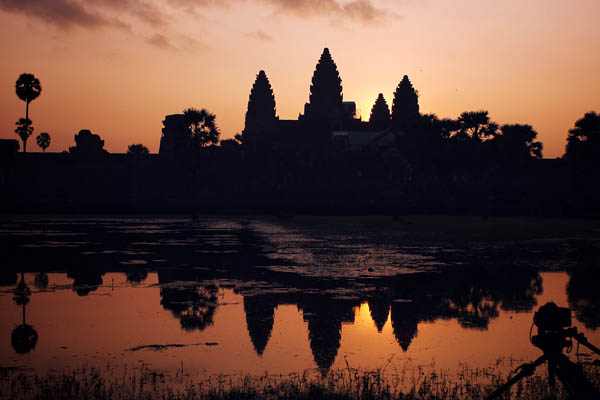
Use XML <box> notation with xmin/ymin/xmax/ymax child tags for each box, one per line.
<box><xmin>2</xmin><ymin>215</ymin><xmax>600</xmax><ymax>399</ymax></box>
<box><xmin>2</xmin><ymin>363</ymin><xmax>600</xmax><ymax>400</ymax></box>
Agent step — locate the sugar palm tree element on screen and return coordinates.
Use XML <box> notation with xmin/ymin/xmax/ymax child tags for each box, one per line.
<box><xmin>15</xmin><ymin>118</ymin><xmax>33</xmax><ymax>152</ymax></box>
<box><xmin>15</xmin><ymin>74</ymin><xmax>41</xmax><ymax>153</ymax></box>
<box><xmin>183</xmin><ymin>107</ymin><xmax>220</xmax><ymax>149</ymax></box>
<box><xmin>36</xmin><ymin>132</ymin><xmax>51</xmax><ymax>153</ymax></box>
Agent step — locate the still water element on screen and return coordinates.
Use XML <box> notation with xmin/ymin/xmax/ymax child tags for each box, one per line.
<box><xmin>0</xmin><ymin>217</ymin><xmax>599</xmax><ymax>380</ymax></box>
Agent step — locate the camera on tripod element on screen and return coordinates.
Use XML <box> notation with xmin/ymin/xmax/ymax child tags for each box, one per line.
<box><xmin>485</xmin><ymin>301</ymin><xmax>600</xmax><ymax>399</ymax></box>
<box><xmin>533</xmin><ymin>301</ymin><xmax>571</xmax><ymax>333</ymax></box>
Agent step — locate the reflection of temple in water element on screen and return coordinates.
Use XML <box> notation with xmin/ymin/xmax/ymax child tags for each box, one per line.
<box><xmin>299</xmin><ymin>296</ymin><xmax>357</xmax><ymax>372</ymax></box>
<box><xmin>243</xmin><ymin>295</ymin><xmax>276</xmax><ymax>355</ymax></box>
<box><xmin>368</xmin><ymin>291</ymin><xmax>392</xmax><ymax>332</ymax></box>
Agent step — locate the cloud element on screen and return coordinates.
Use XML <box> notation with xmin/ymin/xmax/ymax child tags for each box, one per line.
<box><xmin>0</xmin><ymin>0</ymin><xmax>129</xmax><ymax>30</ymax></box>
<box><xmin>168</xmin><ymin>0</ymin><xmax>398</xmax><ymax>24</ymax></box>
<box><xmin>254</xmin><ymin>0</ymin><xmax>398</xmax><ymax>24</ymax></box>
<box><xmin>246</xmin><ymin>30</ymin><xmax>272</xmax><ymax>41</ymax></box>
<box><xmin>146</xmin><ymin>32</ymin><xmax>175</xmax><ymax>49</ymax></box>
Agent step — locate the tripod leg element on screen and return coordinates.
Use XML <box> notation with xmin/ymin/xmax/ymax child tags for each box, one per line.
<box><xmin>548</xmin><ymin>359</ymin><xmax>556</xmax><ymax>388</ymax></box>
<box><xmin>554</xmin><ymin>354</ymin><xmax>600</xmax><ymax>400</ymax></box>
<box><xmin>484</xmin><ymin>355</ymin><xmax>546</xmax><ymax>400</ymax></box>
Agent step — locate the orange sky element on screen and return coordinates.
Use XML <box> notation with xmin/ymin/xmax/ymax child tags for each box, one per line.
<box><xmin>1</xmin><ymin>0</ymin><xmax>598</xmax><ymax>158</ymax></box>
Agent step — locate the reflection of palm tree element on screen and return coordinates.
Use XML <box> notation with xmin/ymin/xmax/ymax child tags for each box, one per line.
<box><xmin>126</xmin><ymin>270</ymin><xmax>148</xmax><ymax>284</ymax></box>
<box><xmin>68</xmin><ymin>269</ymin><xmax>104</xmax><ymax>296</ymax></box>
<box><xmin>12</xmin><ymin>273</ymin><xmax>38</xmax><ymax>354</ymax></box>
<box><xmin>160</xmin><ymin>282</ymin><xmax>219</xmax><ymax>332</ymax></box>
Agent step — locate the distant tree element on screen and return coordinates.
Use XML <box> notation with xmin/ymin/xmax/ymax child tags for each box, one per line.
<box><xmin>183</xmin><ymin>108</ymin><xmax>220</xmax><ymax>149</ymax></box>
<box><xmin>391</xmin><ymin>75</ymin><xmax>419</xmax><ymax>129</ymax></box>
<box><xmin>14</xmin><ymin>118</ymin><xmax>33</xmax><ymax>152</ymax></box>
<box><xmin>15</xmin><ymin>73</ymin><xmax>41</xmax><ymax>121</ymax></box>
<box><xmin>565</xmin><ymin>111</ymin><xmax>600</xmax><ymax>162</ymax></box>
<box><xmin>219</xmin><ymin>139</ymin><xmax>241</xmax><ymax>150</ymax></box>
<box><xmin>494</xmin><ymin>124</ymin><xmax>543</xmax><ymax>160</ymax></box>
<box><xmin>36</xmin><ymin>132</ymin><xmax>51</xmax><ymax>152</ymax></box>
<box><xmin>456</xmin><ymin>111</ymin><xmax>498</xmax><ymax>142</ymax></box>
<box><xmin>15</xmin><ymin>73</ymin><xmax>41</xmax><ymax>153</ymax></box>
<box><xmin>127</xmin><ymin>144</ymin><xmax>149</xmax><ymax>154</ymax></box>
<box><xmin>369</xmin><ymin>93</ymin><xmax>391</xmax><ymax>130</ymax></box>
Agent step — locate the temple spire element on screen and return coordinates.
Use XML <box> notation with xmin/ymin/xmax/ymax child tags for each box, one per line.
<box><xmin>305</xmin><ymin>48</ymin><xmax>343</xmax><ymax>123</ymax></box>
<box><xmin>391</xmin><ymin>75</ymin><xmax>419</xmax><ymax>128</ymax></box>
<box><xmin>243</xmin><ymin>70</ymin><xmax>277</xmax><ymax>152</ymax></box>
<box><xmin>369</xmin><ymin>93</ymin><xmax>391</xmax><ymax>130</ymax></box>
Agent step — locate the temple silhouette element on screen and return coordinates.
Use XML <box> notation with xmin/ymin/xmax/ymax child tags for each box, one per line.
<box><xmin>160</xmin><ymin>48</ymin><xmax>419</xmax><ymax>159</ymax></box>
<box><xmin>1</xmin><ymin>48</ymin><xmax>598</xmax><ymax>215</ymax></box>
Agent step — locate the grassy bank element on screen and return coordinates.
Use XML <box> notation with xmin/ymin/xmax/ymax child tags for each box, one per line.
<box><xmin>2</xmin><ymin>362</ymin><xmax>599</xmax><ymax>400</ymax></box>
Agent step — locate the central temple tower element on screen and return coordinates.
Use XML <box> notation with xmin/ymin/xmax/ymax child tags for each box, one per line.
<box><xmin>303</xmin><ymin>48</ymin><xmax>345</xmax><ymax>126</ymax></box>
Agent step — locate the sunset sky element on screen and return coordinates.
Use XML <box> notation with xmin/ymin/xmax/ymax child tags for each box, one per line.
<box><xmin>0</xmin><ymin>0</ymin><xmax>598</xmax><ymax>157</ymax></box>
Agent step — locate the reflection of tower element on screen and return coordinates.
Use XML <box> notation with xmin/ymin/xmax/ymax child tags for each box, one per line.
<box><xmin>243</xmin><ymin>295</ymin><xmax>276</xmax><ymax>355</ymax></box>
<box><xmin>300</xmin><ymin>297</ymin><xmax>356</xmax><ymax>373</ymax></box>
<box><xmin>368</xmin><ymin>295</ymin><xmax>391</xmax><ymax>332</ymax></box>
<box><xmin>390</xmin><ymin>301</ymin><xmax>419</xmax><ymax>352</ymax></box>
<box><xmin>12</xmin><ymin>273</ymin><xmax>38</xmax><ymax>354</ymax></box>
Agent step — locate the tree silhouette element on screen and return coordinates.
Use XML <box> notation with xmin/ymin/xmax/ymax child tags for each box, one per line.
<box><xmin>15</xmin><ymin>73</ymin><xmax>41</xmax><ymax>153</ymax></box>
<box><xmin>494</xmin><ymin>124</ymin><xmax>543</xmax><ymax>160</ymax></box>
<box><xmin>12</xmin><ymin>273</ymin><xmax>38</xmax><ymax>354</ymax></box>
<box><xmin>127</xmin><ymin>143</ymin><xmax>149</xmax><ymax>154</ymax></box>
<box><xmin>456</xmin><ymin>111</ymin><xmax>498</xmax><ymax>141</ymax></box>
<box><xmin>306</xmin><ymin>48</ymin><xmax>343</xmax><ymax>122</ymax></box>
<box><xmin>14</xmin><ymin>118</ymin><xmax>33</xmax><ymax>152</ymax></box>
<box><xmin>565</xmin><ymin>111</ymin><xmax>600</xmax><ymax>163</ymax></box>
<box><xmin>391</xmin><ymin>75</ymin><xmax>419</xmax><ymax>129</ymax></box>
<box><xmin>183</xmin><ymin>108</ymin><xmax>220</xmax><ymax>149</ymax></box>
<box><xmin>36</xmin><ymin>132</ymin><xmax>51</xmax><ymax>152</ymax></box>
<box><xmin>369</xmin><ymin>93</ymin><xmax>391</xmax><ymax>130</ymax></box>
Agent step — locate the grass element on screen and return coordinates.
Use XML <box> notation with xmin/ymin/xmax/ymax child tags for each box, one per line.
<box><xmin>2</xmin><ymin>361</ymin><xmax>598</xmax><ymax>400</ymax></box>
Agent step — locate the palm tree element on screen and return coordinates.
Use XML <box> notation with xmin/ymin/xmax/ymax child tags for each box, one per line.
<box><xmin>15</xmin><ymin>73</ymin><xmax>41</xmax><ymax>153</ymax></box>
<box><xmin>15</xmin><ymin>118</ymin><xmax>33</xmax><ymax>152</ymax></box>
<box><xmin>183</xmin><ymin>107</ymin><xmax>220</xmax><ymax>149</ymax></box>
<box><xmin>36</xmin><ymin>132</ymin><xmax>51</xmax><ymax>152</ymax></box>
<box><xmin>127</xmin><ymin>144</ymin><xmax>149</xmax><ymax>154</ymax></box>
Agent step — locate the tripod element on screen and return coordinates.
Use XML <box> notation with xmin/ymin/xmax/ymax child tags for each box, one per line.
<box><xmin>484</xmin><ymin>327</ymin><xmax>600</xmax><ymax>399</ymax></box>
